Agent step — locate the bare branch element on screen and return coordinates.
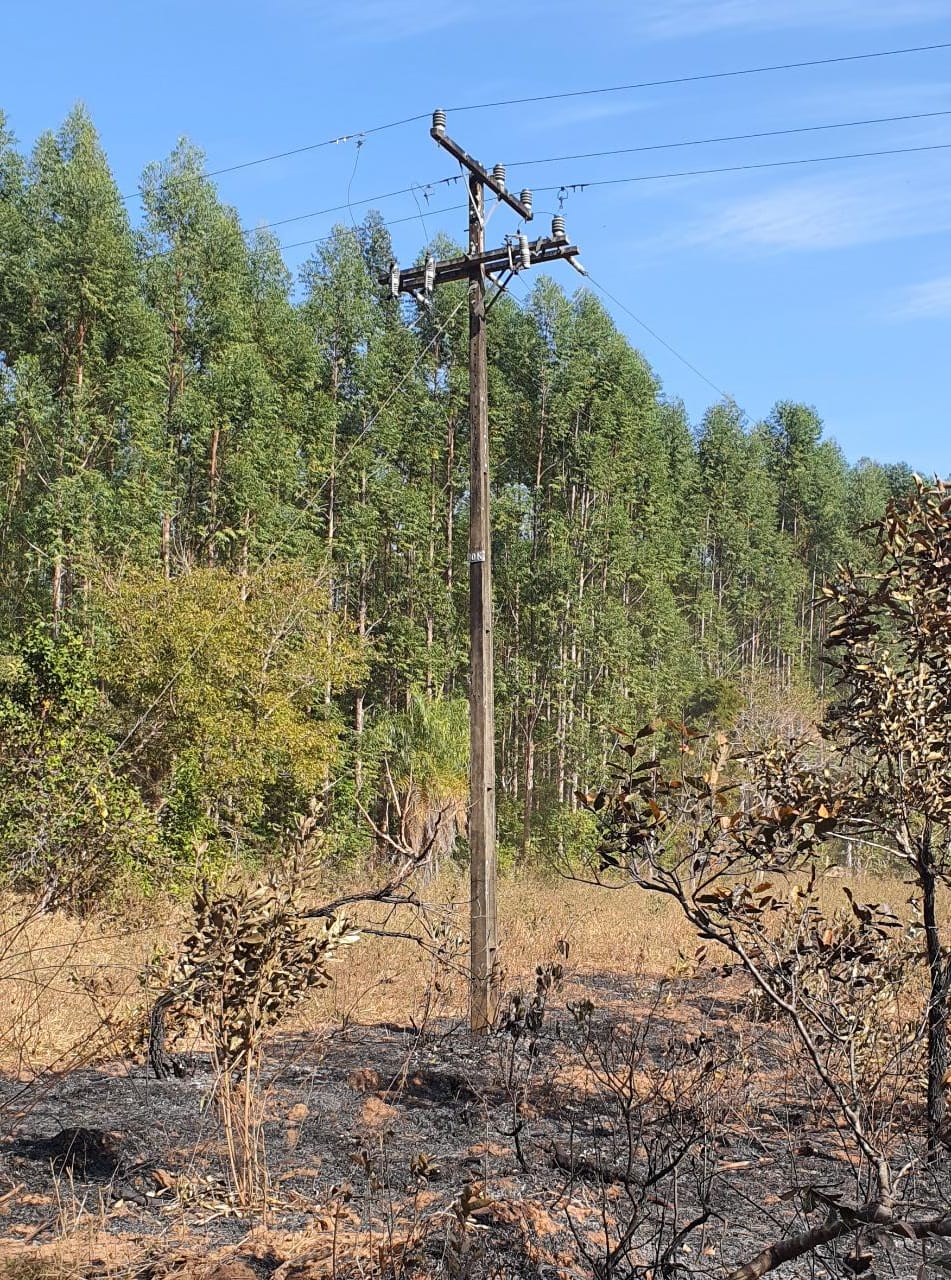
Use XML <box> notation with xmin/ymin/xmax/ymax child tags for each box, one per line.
<box><xmin>728</xmin><ymin>1204</ymin><xmax>951</xmax><ymax>1280</ymax></box>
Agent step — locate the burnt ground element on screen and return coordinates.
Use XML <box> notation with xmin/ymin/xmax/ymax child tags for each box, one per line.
<box><xmin>0</xmin><ymin>970</ymin><xmax>939</xmax><ymax>1279</ymax></box>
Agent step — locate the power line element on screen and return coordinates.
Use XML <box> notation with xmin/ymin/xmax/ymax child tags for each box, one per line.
<box><xmin>276</xmin><ymin>202</ymin><xmax>466</xmax><ymax>252</ymax></box>
<box><xmin>133</xmin><ymin>183</ymin><xmax>461</xmax><ymax>263</ymax></box>
<box><xmin>584</xmin><ymin>274</ymin><xmax>730</xmax><ymax>400</ymax></box>
<box><xmin>140</xmin><ymin>202</ymin><xmax>468</xmax><ymax>263</ymax></box>
<box><xmin>507</xmin><ymin>108</ymin><xmax>951</xmax><ymax>169</ymax></box>
<box><xmin>255</xmin><ymin>108</ymin><xmax>951</xmax><ymax>240</ymax></box>
<box><xmin>448</xmin><ymin>41</ymin><xmax>951</xmax><ymax>113</ymax></box>
<box><xmin>151</xmin><ymin>135</ymin><xmax>951</xmax><ymax>264</ymax></box>
<box><xmin>121</xmin><ymin>40</ymin><xmax>951</xmax><ymax>199</ymax></box>
<box><xmin>121</xmin><ymin>113</ymin><xmax>429</xmax><ymax>200</ymax></box>
<box><xmin>247</xmin><ymin>176</ymin><xmax>458</xmax><ymax>234</ymax></box>
<box><xmin>282</xmin><ymin>218</ymin><xmax>724</xmax><ymax>404</ymax></box>
<box><xmin>494</xmin><ymin>262</ymin><xmax>732</xmax><ymax>413</ymax></box>
<box><xmin>254</xmin><ymin>133</ymin><xmax>951</xmax><ymax>252</ymax></box>
<box><xmin>533</xmin><ymin>140</ymin><xmax>951</xmax><ymax>195</ymax></box>
<box><xmin>199</xmin><ymin>112</ymin><xmax>430</xmax><ymax>177</ymax></box>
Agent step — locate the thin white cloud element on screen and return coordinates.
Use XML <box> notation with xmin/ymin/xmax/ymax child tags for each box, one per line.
<box><xmin>641</xmin><ymin>0</ymin><xmax>951</xmax><ymax>37</ymax></box>
<box><xmin>317</xmin><ymin>0</ymin><xmax>478</xmax><ymax>42</ymax></box>
<box><xmin>675</xmin><ymin>167</ymin><xmax>951</xmax><ymax>253</ymax></box>
<box><xmin>520</xmin><ymin>98</ymin><xmax>656</xmax><ymax>133</ymax></box>
<box><xmin>804</xmin><ymin>81</ymin><xmax>951</xmax><ymax>118</ymax></box>
<box><xmin>891</xmin><ymin>274</ymin><xmax>951</xmax><ymax>318</ymax></box>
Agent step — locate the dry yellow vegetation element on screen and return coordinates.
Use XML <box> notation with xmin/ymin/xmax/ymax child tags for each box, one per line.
<box><xmin>0</xmin><ymin>866</ymin><xmax>932</xmax><ymax>1076</ymax></box>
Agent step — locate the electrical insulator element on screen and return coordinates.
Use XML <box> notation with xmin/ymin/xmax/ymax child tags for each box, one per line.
<box><xmin>432</xmin><ymin>109</ymin><xmax>447</xmax><ymax>135</ymax></box>
<box><xmin>552</xmin><ymin>214</ymin><xmax>567</xmax><ymax>242</ymax></box>
<box><xmin>518</xmin><ymin>233</ymin><xmax>531</xmax><ymax>271</ymax></box>
<box><xmin>492</xmin><ymin>163</ymin><xmax>506</xmax><ymax>191</ymax></box>
<box><xmin>389</xmin><ymin>260</ymin><xmax>400</xmax><ymax>299</ymax></box>
<box><xmin>519</xmin><ymin>189</ymin><xmax>533</xmax><ymax>217</ymax></box>
<box><xmin>424</xmin><ymin>255</ymin><xmax>436</xmax><ymax>297</ymax></box>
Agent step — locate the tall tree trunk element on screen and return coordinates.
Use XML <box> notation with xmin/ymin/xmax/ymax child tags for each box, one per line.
<box><xmin>239</xmin><ymin>511</ymin><xmax>250</xmax><ymax>601</ymax></box>
<box><xmin>324</xmin><ymin>411</ymin><xmax>339</xmax><ymax>710</ymax></box>
<box><xmin>556</xmin><ymin>635</ymin><xmax>567</xmax><ymax>806</ymax></box>
<box><xmin>521</xmin><ymin>722</ymin><xmax>536</xmax><ymax>859</ymax></box>
<box><xmin>51</xmin><ymin>553</ymin><xmax>64</xmax><ymax>631</ymax></box>
<box><xmin>354</xmin><ymin>692</ymin><xmax>365</xmax><ymax>794</ymax></box>
<box><xmin>427</xmin><ymin>461</ymin><xmax>437</xmax><ymax>695</ymax></box>
<box><xmin>76</xmin><ymin>317</ymin><xmax>86</xmax><ymax>392</ymax></box>
<box><xmin>808</xmin><ymin>558</ymin><xmax>818</xmax><ymax>676</ymax></box>
<box><xmin>921</xmin><ymin>822</ymin><xmax>950</xmax><ymax>1160</ymax></box>
<box><xmin>445</xmin><ymin>412</ymin><xmax>455</xmax><ymax>590</ymax></box>
<box><xmin>208</xmin><ymin>424</ymin><xmax>221</xmax><ymax>566</ymax></box>
<box><xmin>161</xmin><ymin>513</ymin><xmax>172</xmax><ymax>578</ymax></box>
<box><xmin>354</xmin><ymin>570</ymin><xmax>368</xmax><ymax>793</ymax></box>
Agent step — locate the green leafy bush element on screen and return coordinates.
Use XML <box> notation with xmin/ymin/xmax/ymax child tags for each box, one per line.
<box><xmin>0</xmin><ymin>626</ymin><xmax>160</xmax><ymax>909</ymax></box>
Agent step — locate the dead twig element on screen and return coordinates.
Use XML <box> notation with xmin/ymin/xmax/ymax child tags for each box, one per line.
<box><xmin>728</xmin><ymin>1204</ymin><xmax>951</xmax><ymax>1280</ymax></box>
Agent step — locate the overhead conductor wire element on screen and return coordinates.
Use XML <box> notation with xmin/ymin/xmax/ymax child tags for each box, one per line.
<box><xmin>121</xmin><ymin>39</ymin><xmax>951</xmax><ymax>199</ymax></box>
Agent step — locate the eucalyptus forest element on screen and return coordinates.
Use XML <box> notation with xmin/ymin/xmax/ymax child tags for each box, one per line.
<box><xmin>0</xmin><ymin>105</ymin><xmax>914</xmax><ymax>905</ymax></box>
<box><xmin>10</xmin><ymin>90</ymin><xmax>951</xmax><ymax>1280</ymax></box>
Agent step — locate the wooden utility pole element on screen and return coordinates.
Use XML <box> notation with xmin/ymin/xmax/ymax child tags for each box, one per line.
<box><xmin>465</xmin><ymin>171</ymin><xmax>497</xmax><ymax>1035</ymax></box>
<box><xmin>387</xmin><ymin>110</ymin><xmax>583</xmax><ymax>1033</ymax></box>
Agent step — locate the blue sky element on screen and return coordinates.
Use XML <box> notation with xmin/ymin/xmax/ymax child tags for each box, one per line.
<box><xmin>4</xmin><ymin>0</ymin><xmax>951</xmax><ymax>473</ymax></box>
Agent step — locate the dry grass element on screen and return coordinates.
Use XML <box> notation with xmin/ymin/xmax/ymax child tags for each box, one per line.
<box><xmin>0</xmin><ymin>864</ymin><xmax>946</xmax><ymax>1280</ymax></box>
<box><xmin>0</xmin><ymin>864</ymin><xmax>936</xmax><ymax>1077</ymax></box>
<box><xmin>310</xmin><ymin>864</ymin><xmax>941</xmax><ymax>1026</ymax></box>
<box><xmin>0</xmin><ymin>896</ymin><xmax>160</xmax><ymax>1079</ymax></box>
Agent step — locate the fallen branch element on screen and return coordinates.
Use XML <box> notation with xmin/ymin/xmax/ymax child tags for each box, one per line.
<box><xmin>551</xmin><ymin>1137</ymin><xmax>695</xmax><ymax>1191</ymax></box>
<box><xmin>552</xmin><ymin>1139</ymin><xmax>633</xmax><ymax>1185</ymax></box>
<box><xmin>727</xmin><ymin>1203</ymin><xmax>951</xmax><ymax>1280</ymax></box>
<box><xmin>300</xmin><ymin>803</ymin><xmax>449</xmax><ymax>923</ymax></box>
